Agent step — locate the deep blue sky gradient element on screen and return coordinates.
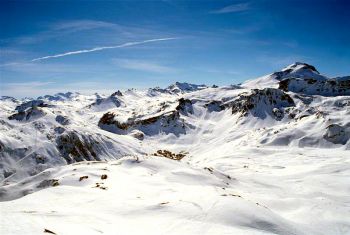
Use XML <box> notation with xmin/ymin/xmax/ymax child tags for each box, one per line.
<box><xmin>1</xmin><ymin>0</ymin><xmax>349</xmax><ymax>97</ymax></box>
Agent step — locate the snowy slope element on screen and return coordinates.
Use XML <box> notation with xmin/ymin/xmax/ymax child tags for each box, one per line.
<box><xmin>0</xmin><ymin>63</ymin><xmax>349</xmax><ymax>235</ymax></box>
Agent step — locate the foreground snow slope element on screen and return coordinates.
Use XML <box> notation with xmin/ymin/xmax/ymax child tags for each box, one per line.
<box><xmin>1</xmin><ymin>152</ymin><xmax>349</xmax><ymax>235</ymax></box>
<box><xmin>1</xmin><ymin>63</ymin><xmax>349</xmax><ymax>234</ymax></box>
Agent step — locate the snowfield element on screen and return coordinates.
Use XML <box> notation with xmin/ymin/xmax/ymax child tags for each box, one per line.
<box><xmin>1</xmin><ymin>63</ymin><xmax>349</xmax><ymax>235</ymax></box>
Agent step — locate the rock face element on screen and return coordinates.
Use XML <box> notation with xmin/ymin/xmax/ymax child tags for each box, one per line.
<box><xmin>14</xmin><ymin>100</ymin><xmax>49</xmax><ymax>112</ymax></box>
<box><xmin>279</xmin><ymin>77</ymin><xmax>350</xmax><ymax>96</ymax></box>
<box><xmin>98</xmin><ymin>110</ymin><xmax>186</xmax><ymax>136</ymax></box>
<box><xmin>9</xmin><ymin>106</ymin><xmax>46</xmax><ymax>121</ymax></box>
<box><xmin>231</xmin><ymin>88</ymin><xmax>295</xmax><ymax>120</ymax></box>
<box><xmin>8</xmin><ymin>100</ymin><xmax>50</xmax><ymax>121</ymax></box>
<box><xmin>323</xmin><ymin>124</ymin><xmax>350</xmax><ymax>145</ymax></box>
<box><xmin>176</xmin><ymin>98</ymin><xmax>194</xmax><ymax>114</ymax></box>
<box><xmin>56</xmin><ymin>131</ymin><xmax>101</xmax><ymax>164</ymax></box>
<box><xmin>98</xmin><ymin>98</ymin><xmax>195</xmax><ymax>136</ymax></box>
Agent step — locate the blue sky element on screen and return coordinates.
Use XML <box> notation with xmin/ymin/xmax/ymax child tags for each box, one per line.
<box><xmin>1</xmin><ymin>0</ymin><xmax>349</xmax><ymax>97</ymax></box>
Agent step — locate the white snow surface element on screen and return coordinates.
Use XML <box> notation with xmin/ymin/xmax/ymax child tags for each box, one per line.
<box><xmin>0</xmin><ymin>64</ymin><xmax>350</xmax><ymax>235</ymax></box>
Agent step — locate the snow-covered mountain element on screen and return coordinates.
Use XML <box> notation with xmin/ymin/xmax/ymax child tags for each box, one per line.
<box><xmin>1</xmin><ymin>63</ymin><xmax>349</xmax><ymax>235</ymax></box>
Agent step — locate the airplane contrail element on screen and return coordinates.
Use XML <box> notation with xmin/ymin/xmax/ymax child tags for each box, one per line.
<box><xmin>31</xmin><ymin>37</ymin><xmax>177</xmax><ymax>62</ymax></box>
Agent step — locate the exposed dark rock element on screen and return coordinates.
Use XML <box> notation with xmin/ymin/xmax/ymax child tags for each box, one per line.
<box><xmin>54</xmin><ymin>126</ymin><xmax>66</xmax><ymax>134</ymax></box>
<box><xmin>79</xmin><ymin>175</ymin><xmax>88</xmax><ymax>181</ymax></box>
<box><xmin>111</xmin><ymin>90</ymin><xmax>123</xmax><ymax>96</ymax></box>
<box><xmin>101</xmin><ymin>174</ymin><xmax>108</xmax><ymax>180</ymax></box>
<box><xmin>56</xmin><ymin>131</ymin><xmax>101</xmax><ymax>164</ymax></box>
<box><xmin>153</xmin><ymin>149</ymin><xmax>188</xmax><ymax>160</ymax></box>
<box><xmin>98</xmin><ymin>112</ymin><xmax>129</xmax><ymax>130</ymax></box>
<box><xmin>176</xmin><ymin>98</ymin><xmax>193</xmax><ymax>114</ymax></box>
<box><xmin>98</xmin><ymin>110</ymin><xmax>187</xmax><ymax>136</ymax></box>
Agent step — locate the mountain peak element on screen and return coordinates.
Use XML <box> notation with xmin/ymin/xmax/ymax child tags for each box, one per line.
<box><xmin>282</xmin><ymin>62</ymin><xmax>319</xmax><ymax>74</ymax></box>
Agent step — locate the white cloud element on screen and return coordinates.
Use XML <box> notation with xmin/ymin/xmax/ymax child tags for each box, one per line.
<box><xmin>211</xmin><ymin>3</ymin><xmax>250</xmax><ymax>14</ymax></box>
<box><xmin>31</xmin><ymin>38</ymin><xmax>177</xmax><ymax>62</ymax></box>
<box><xmin>112</xmin><ymin>58</ymin><xmax>177</xmax><ymax>73</ymax></box>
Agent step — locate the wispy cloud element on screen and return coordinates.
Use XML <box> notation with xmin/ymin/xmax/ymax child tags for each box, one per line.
<box><xmin>211</xmin><ymin>3</ymin><xmax>250</xmax><ymax>14</ymax></box>
<box><xmin>112</xmin><ymin>58</ymin><xmax>177</xmax><ymax>73</ymax></box>
<box><xmin>51</xmin><ymin>20</ymin><xmax>119</xmax><ymax>31</ymax></box>
<box><xmin>31</xmin><ymin>38</ymin><xmax>177</xmax><ymax>62</ymax></box>
<box><xmin>1</xmin><ymin>20</ymin><xmax>118</xmax><ymax>45</ymax></box>
<box><xmin>2</xmin><ymin>20</ymin><xmax>163</xmax><ymax>46</ymax></box>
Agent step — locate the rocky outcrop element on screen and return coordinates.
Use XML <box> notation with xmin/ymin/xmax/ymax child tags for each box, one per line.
<box><xmin>56</xmin><ymin>131</ymin><xmax>101</xmax><ymax>164</ymax></box>
<box><xmin>98</xmin><ymin>110</ymin><xmax>186</xmax><ymax>136</ymax></box>
<box><xmin>9</xmin><ymin>106</ymin><xmax>46</xmax><ymax>121</ymax></box>
<box><xmin>231</xmin><ymin>88</ymin><xmax>295</xmax><ymax>120</ymax></box>
<box><xmin>323</xmin><ymin>124</ymin><xmax>350</xmax><ymax>145</ymax></box>
<box><xmin>111</xmin><ymin>90</ymin><xmax>123</xmax><ymax>96</ymax></box>
<box><xmin>55</xmin><ymin>115</ymin><xmax>70</xmax><ymax>125</ymax></box>
<box><xmin>8</xmin><ymin>99</ymin><xmax>50</xmax><ymax>121</ymax></box>
<box><xmin>279</xmin><ymin>77</ymin><xmax>350</xmax><ymax>96</ymax></box>
<box><xmin>176</xmin><ymin>98</ymin><xmax>193</xmax><ymax>114</ymax></box>
<box><xmin>98</xmin><ymin>98</ymin><xmax>194</xmax><ymax>136</ymax></box>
